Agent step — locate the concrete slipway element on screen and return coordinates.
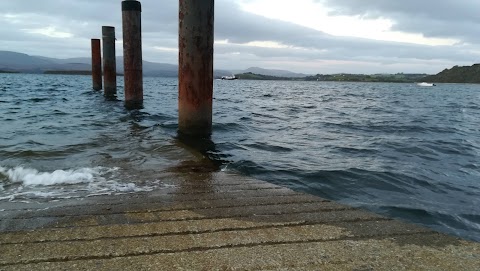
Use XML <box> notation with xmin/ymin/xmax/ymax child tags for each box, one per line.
<box><xmin>0</xmin><ymin>169</ymin><xmax>479</xmax><ymax>270</ymax></box>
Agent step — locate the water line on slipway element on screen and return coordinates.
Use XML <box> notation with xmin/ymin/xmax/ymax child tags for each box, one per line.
<box><xmin>0</xmin><ymin>104</ymin><xmax>228</xmax><ymax>202</ymax></box>
<box><xmin>0</xmin><ymin>74</ymin><xmax>479</xmax><ymax>241</ymax></box>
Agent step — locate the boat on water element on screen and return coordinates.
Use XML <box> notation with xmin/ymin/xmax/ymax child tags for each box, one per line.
<box><xmin>221</xmin><ymin>75</ymin><xmax>237</xmax><ymax>80</ymax></box>
<box><xmin>417</xmin><ymin>82</ymin><xmax>436</xmax><ymax>87</ymax></box>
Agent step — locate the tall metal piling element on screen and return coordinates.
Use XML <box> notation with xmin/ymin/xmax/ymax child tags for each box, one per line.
<box><xmin>178</xmin><ymin>0</ymin><xmax>215</xmax><ymax>137</ymax></box>
<box><xmin>122</xmin><ymin>0</ymin><xmax>143</xmax><ymax>109</ymax></box>
<box><xmin>91</xmin><ymin>39</ymin><xmax>102</xmax><ymax>91</ymax></box>
<box><xmin>102</xmin><ymin>26</ymin><xmax>117</xmax><ymax>99</ymax></box>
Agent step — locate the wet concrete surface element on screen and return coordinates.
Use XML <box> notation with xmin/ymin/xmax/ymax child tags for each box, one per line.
<box><xmin>0</xmin><ymin>171</ymin><xmax>479</xmax><ymax>270</ymax></box>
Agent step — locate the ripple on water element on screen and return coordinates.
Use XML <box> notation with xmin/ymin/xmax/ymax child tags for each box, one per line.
<box><xmin>1</xmin><ymin>75</ymin><xmax>480</xmax><ymax>241</ymax></box>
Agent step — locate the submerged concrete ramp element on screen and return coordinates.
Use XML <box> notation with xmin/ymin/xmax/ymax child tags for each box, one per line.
<box><xmin>0</xmin><ymin>172</ymin><xmax>478</xmax><ymax>270</ymax></box>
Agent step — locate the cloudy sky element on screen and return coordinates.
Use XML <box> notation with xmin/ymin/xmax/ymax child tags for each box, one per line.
<box><xmin>1</xmin><ymin>0</ymin><xmax>479</xmax><ymax>74</ymax></box>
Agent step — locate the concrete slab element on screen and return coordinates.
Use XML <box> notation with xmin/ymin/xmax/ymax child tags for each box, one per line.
<box><xmin>0</xmin><ymin>172</ymin><xmax>478</xmax><ymax>270</ymax></box>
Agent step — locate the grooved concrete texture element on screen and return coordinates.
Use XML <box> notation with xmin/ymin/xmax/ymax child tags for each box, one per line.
<box><xmin>0</xmin><ymin>172</ymin><xmax>479</xmax><ymax>270</ymax></box>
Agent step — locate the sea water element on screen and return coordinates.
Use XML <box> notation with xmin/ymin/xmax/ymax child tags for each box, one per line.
<box><xmin>1</xmin><ymin>73</ymin><xmax>479</xmax><ymax>241</ymax></box>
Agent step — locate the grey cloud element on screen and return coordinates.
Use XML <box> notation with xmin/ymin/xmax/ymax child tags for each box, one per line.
<box><xmin>214</xmin><ymin>0</ymin><xmax>479</xmax><ymax>63</ymax></box>
<box><xmin>3</xmin><ymin>1</ymin><xmax>118</xmax><ymax>26</ymax></box>
<box><xmin>319</xmin><ymin>0</ymin><xmax>480</xmax><ymax>43</ymax></box>
<box><xmin>0</xmin><ymin>0</ymin><xmax>478</xmax><ymax>73</ymax></box>
<box><xmin>215</xmin><ymin>38</ymin><xmax>476</xmax><ymax>63</ymax></box>
<box><xmin>319</xmin><ymin>0</ymin><xmax>479</xmax><ymax>23</ymax></box>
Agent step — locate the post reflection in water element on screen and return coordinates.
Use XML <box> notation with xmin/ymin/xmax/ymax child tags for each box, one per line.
<box><xmin>168</xmin><ymin>132</ymin><xmax>229</xmax><ymax>196</ymax></box>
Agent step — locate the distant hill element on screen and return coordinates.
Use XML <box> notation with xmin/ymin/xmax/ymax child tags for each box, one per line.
<box><xmin>0</xmin><ymin>51</ymin><xmax>63</xmax><ymax>72</ymax></box>
<box><xmin>1</xmin><ymin>51</ymin><xmax>308</xmax><ymax>79</ymax></box>
<box><xmin>1</xmin><ymin>51</ymin><xmax>52</xmax><ymax>67</ymax></box>
<box><xmin>235</xmin><ymin>72</ymin><xmax>429</xmax><ymax>83</ymax></box>
<box><xmin>233</xmin><ymin>67</ymin><xmax>308</xmax><ymax>78</ymax></box>
<box><xmin>423</xmin><ymin>64</ymin><xmax>480</xmax><ymax>83</ymax></box>
<box><xmin>305</xmin><ymin>73</ymin><xmax>428</xmax><ymax>83</ymax></box>
<box><xmin>0</xmin><ymin>51</ymin><xmax>91</xmax><ymax>73</ymax></box>
<box><xmin>235</xmin><ymin>72</ymin><xmax>301</xmax><ymax>81</ymax></box>
<box><xmin>44</xmin><ymin>70</ymin><xmax>93</xmax><ymax>75</ymax></box>
<box><xmin>0</xmin><ymin>51</ymin><xmax>232</xmax><ymax>78</ymax></box>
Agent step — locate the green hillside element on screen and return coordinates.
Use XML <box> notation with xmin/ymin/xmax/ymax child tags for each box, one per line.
<box><xmin>304</xmin><ymin>73</ymin><xmax>426</xmax><ymax>83</ymax></box>
<box><xmin>423</xmin><ymin>64</ymin><xmax>480</xmax><ymax>83</ymax></box>
<box><xmin>236</xmin><ymin>72</ymin><xmax>427</xmax><ymax>83</ymax></box>
<box><xmin>235</xmin><ymin>72</ymin><xmax>299</xmax><ymax>81</ymax></box>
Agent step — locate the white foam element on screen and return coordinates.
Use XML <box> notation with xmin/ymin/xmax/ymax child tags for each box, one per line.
<box><xmin>0</xmin><ymin>166</ymin><xmax>110</xmax><ymax>186</ymax></box>
<box><xmin>2</xmin><ymin>191</ymin><xmax>60</xmax><ymax>200</ymax></box>
<box><xmin>87</xmin><ymin>181</ymin><xmax>153</xmax><ymax>194</ymax></box>
<box><xmin>0</xmin><ymin>166</ymin><xmax>168</xmax><ymax>202</ymax></box>
<box><xmin>0</xmin><ymin>195</ymin><xmax>14</xmax><ymax>201</ymax></box>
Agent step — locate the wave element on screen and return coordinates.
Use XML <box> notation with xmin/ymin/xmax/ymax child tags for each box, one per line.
<box><xmin>0</xmin><ymin>166</ymin><xmax>115</xmax><ymax>186</ymax></box>
<box><xmin>2</xmin><ymin>76</ymin><xmax>480</xmax><ymax>241</ymax></box>
<box><xmin>0</xmin><ymin>166</ymin><xmax>162</xmax><ymax>202</ymax></box>
<box><xmin>28</xmin><ymin>97</ymin><xmax>50</xmax><ymax>103</ymax></box>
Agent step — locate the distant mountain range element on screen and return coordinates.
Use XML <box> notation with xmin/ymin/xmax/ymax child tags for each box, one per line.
<box><xmin>0</xmin><ymin>51</ymin><xmax>307</xmax><ymax>78</ymax></box>
<box><xmin>4</xmin><ymin>51</ymin><xmax>476</xmax><ymax>83</ymax></box>
<box><xmin>0</xmin><ymin>51</ymin><xmax>89</xmax><ymax>73</ymax></box>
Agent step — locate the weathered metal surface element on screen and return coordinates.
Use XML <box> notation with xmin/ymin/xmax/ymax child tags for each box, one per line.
<box><xmin>90</xmin><ymin>39</ymin><xmax>102</xmax><ymax>91</ymax></box>
<box><xmin>102</xmin><ymin>26</ymin><xmax>117</xmax><ymax>99</ymax></box>
<box><xmin>122</xmin><ymin>0</ymin><xmax>143</xmax><ymax>109</ymax></box>
<box><xmin>178</xmin><ymin>0</ymin><xmax>215</xmax><ymax>136</ymax></box>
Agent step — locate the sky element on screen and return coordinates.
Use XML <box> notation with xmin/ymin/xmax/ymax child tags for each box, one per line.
<box><xmin>1</xmin><ymin>0</ymin><xmax>479</xmax><ymax>74</ymax></box>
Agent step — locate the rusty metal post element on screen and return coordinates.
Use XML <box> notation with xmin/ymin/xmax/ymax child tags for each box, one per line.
<box><xmin>102</xmin><ymin>26</ymin><xmax>117</xmax><ymax>99</ymax></box>
<box><xmin>122</xmin><ymin>0</ymin><xmax>143</xmax><ymax>109</ymax></box>
<box><xmin>91</xmin><ymin>39</ymin><xmax>102</xmax><ymax>91</ymax></box>
<box><xmin>178</xmin><ymin>0</ymin><xmax>214</xmax><ymax>136</ymax></box>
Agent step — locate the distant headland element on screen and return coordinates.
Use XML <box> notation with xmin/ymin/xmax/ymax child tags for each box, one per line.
<box><xmin>422</xmin><ymin>64</ymin><xmax>480</xmax><ymax>83</ymax></box>
<box><xmin>235</xmin><ymin>63</ymin><xmax>480</xmax><ymax>83</ymax></box>
<box><xmin>235</xmin><ymin>72</ymin><xmax>428</xmax><ymax>83</ymax></box>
